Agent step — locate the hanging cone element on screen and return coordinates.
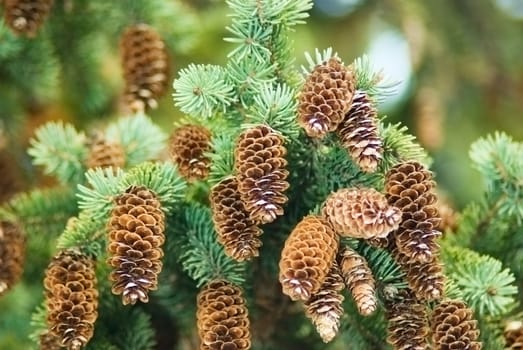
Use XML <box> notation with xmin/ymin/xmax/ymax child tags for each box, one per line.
<box><xmin>336</xmin><ymin>90</ymin><xmax>383</xmax><ymax>172</ymax></box>
<box><xmin>431</xmin><ymin>300</ymin><xmax>482</xmax><ymax>350</ymax></box>
<box><xmin>279</xmin><ymin>215</ymin><xmax>339</xmax><ymax>301</ymax></box>
<box><xmin>120</xmin><ymin>23</ymin><xmax>169</xmax><ymax>113</ymax></box>
<box><xmin>234</xmin><ymin>125</ymin><xmax>289</xmax><ymax>224</ymax></box>
<box><xmin>169</xmin><ymin>124</ymin><xmax>212</xmax><ymax>182</ymax></box>
<box><xmin>3</xmin><ymin>0</ymin><xmax>53</xmax><ymax>37</ymax></box>
<box><xmin>505</xmin><ymin>321</ymin><xmax>523</xmax><ymax>349</ymax></box>
<box><xmin>322</xmin><ymin>187</ymin><xmax>401</xmax><ymax>239</ymax></box>
<box><xmin>85</xmin><ymin>133</ymin><xmax>125</xmax><ymax>171</ymax></box>
<box><xmin>385</xmin><ymin>289</ymin><xmax>429</xmax><ymax>350</ymax></box>
<box><xmin>209</xmin><ymin>177</ymin><xmax>262</xmax><ymax>261</ymax></box>
<box><xmin>196</xmin><ymin>279</ymin><xmax>251</xmax><ymax>350</ymax></box>
<box><xmin>0</xmin><ymin>221</ymin><xmax>25</xmax><ymax>297</ymax></box>
<box><xmin>298</xmin><ymin>57</ymin><xmax>355</xmax><ymax>138</ymax></box>
<box><xmin>338</xmin><ymin>246</ymin><xmax>377</xmax><ymax>316</ymax></box>
<box><xmin>304</xmin><ymin>260</ymin><xmax>345</xmax><ymax>343</ymax></box>
<box><xmin>107</xmin><ymin>185</ymin><xmax>165</xmax><ymax>305</ymax></box>
<box><xmin>385</xmin><ymin>161</ymin><xmax>442</xmax><ymax>263</ymax></box>
<box><xmin>43</xmin><ymin>250</ymin><xmax>98</xmax><ymax>350</ymax></box>
<box><xmin>39</xmin><ymin>331</ymin><xmax>61</xmax><ymax>350</ymax></box>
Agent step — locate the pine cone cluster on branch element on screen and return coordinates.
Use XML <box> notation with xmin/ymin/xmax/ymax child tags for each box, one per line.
<box><xmin>0</xmin><ymin>221</ymin><xmax>25</xmax><ymax>297</ymax></box>
<box><xmin>107</xmin><ymin>185</ymin><xmax>165</xmax><ymax>305</ymax></box>
<box><xmin>3</xmin><ymin>0</ymin><xmax>53</xmax><ymax>37</ymax></box>
<box><xmin>169</xmin><ymin>124</ymin><xmax>212</xmax><ymax>182</ymax></box>
<box><xmin>43</xmin><ymin>250</ymin><xmax>98</xmax><ymax>350</ymax></box>
<box><xmin>196</xmin><ymin>279</ymin><xmax>251</xmax><ymax>350</ymax></box>
<box><xmin>120</xmin><ymin>23</ymin><xmax>169</xmax><ymax>113</ymax></box>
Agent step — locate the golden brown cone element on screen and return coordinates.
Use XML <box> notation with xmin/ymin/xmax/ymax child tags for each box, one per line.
<box><xmin>279</xmin><ymin>215</ymin><xmax>339</xmax><ymax>301</ymax></box>
<box><xmin>85</xmin><ymin>134</ymin><xmax>125</xmax><ymax>171</ymax></box>
<box><xmin>196</xmin><ymin>279</ymin><xmax>251</xmax><ymax>350</ymax></box>
<box><xmin>338</xmin><ymin>246</ymin><xmax>377</xmax><ymax>316</ymax></box>
<box><xmin>169</xmin><ymin>125</ymin><xmax>212</xmax><ymax>182</ymax></box>
<box><xmin>298</xmin><ymin>57</ymin><xmax>355</xmax><ymax>138</ymax></box>
<box><xmin>209</xmin><ymin>177</ymin><xmax>262</xmax><ymax>261</ymax></box>
<box><xmin>505</xmin><ymin>321</ymin><xmax>523</xmax><ymax>349</ymax></box>
<box><xmin>107</xmin><ymin>186</ymin><xmax>165</xmax><ymax>305</ymax></box>
<box><xmin>43</xmin><ymin>250</ymin><xmax>98</xmax><ymax>350</ymax></box>
<box><xmin>322</xmin><ymin>187</ymin><xmax>402</xmax><ymax>239</ymax></box>
<box><xmin>3</xmin><ymin>0</ymin><xmax>53</xmax><ymax>37</ymax></box>
<box><xmin>39</xmin><ymin>331</ymin><xmax>62</xmax><ymax>350</ymax></box>
<box><xmin>0</xmin><ymin>221</ymin><xmax>26</xmax><ymax>297</ymax></box>
<box><xmin>304</xmin><ymin>260</ymin><xmax>344</xmax><ymax>343</ymax></box>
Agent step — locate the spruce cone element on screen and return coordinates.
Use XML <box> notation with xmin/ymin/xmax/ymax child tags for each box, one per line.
<box><xmin>3</xmin><ymin>0</ymin><xmax>53</xmax><ymax>37</ymax></box>
<box><xmin>505</xmin><ymin>321</ymin><xmax>523</xmax><ymax>349</ymax></box>
<box><xmin>43</xmin><ymin>251</ymin><xmax>98</xmax><ymax>350</ymax></box>
<box><xmin>298</xmin><ymin>57</ymin><xmax>355</xmax><ymax>138</ymax></box>
<box><xmin>337</xmin><ymin>90</ymin><xmax>383</xmax><ymax>172</ymax></box>
<box><xmin>386</xmin><ymin>290</ymin><xmax>429</xmax><ymax>350</ymax></box>
<box><xmin>304</xmin><ymin>261</ymin><xmax>345</xmax><ymax>343</ymax></box>
<box><xmin>385</xmin><ymin>161</ymin><xmax>442</xmax><ymax>263</ymax></box>
<box><xmin>338</xmin><ymin>246</ymin><xmax>377</xmax><ymax>316</ymax></box>
<box><xmin>322</xmin><ymin>187</ymin><xmax>402</xmax><ymax>239</ymax></box>
<box><xmin>196</xmin><ymin>279</ymin><xmax>251</xmax><ymax>350</ymax></box>
<box><xmin>85</xmin><ymin>134</ymin><xmax>125</xmax><ymax>170</ymax></box>
<box><xmin>234</xmin><ymin>125</ymin><xmax>289</xmax><ymax>224</ymax></box>
<box><xmin>210</xmin><ymin>177</ymin><xmax>262</xmax><ymax>261</ymax></box>
<box><xmin>39</xmin><ymin>331</ymin><xmax>62</xmax><ymax>350</ymax></box>
<box><xmin>279</xmin><ymin>215</ymin><xmax>339</xmax><ymax>301</ymax></box>
<box><xmin>0</xmin><ymin>221</ymin><xmax>25</xmax><ymax>297</ymax></box>
<box><xmin>169</xmin><ymin>125</ymin><xmax>212</xmax><ymax>182</ymax></box>
<box><xmin>431</xmin><ymin>300</ymin><xmax>482</xmax><ymax>350</ymax></box>
<box><xmin>107</xmin><ymin>185</ymin><xmax>165</xmax><ymax>305</ymax></box>
<box><xmin>120</xmin><ymin>23</ymin><xmax>169</xmax><ymax>112</ymax></box>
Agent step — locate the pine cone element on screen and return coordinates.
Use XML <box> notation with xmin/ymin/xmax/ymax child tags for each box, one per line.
<box><xmin>0</xmin><ymin>221</ymin><xmax>25</xmax><ymax>297</ymax></box>
<box><xmin>431</xmin><ymin>300</ymin><xmax>482</xmax><ymax>350</ymax></box>
<box><xmin>39</xmin><ymin>331</ymin><xmax>61</xmax><ymax>350</ymax></box>
<box><xmin>3</xmin><ymin>0</ymin><xmax>53</xmax><ymax>37</ymax></box>
<box><xmin>336</xmin><ymin>90</ymin><xmax>383</xmax><ymax>172</ymax></box>
<box><xmin>234</xmin><ymin>125</ymin><xmax>289</xmax><ymax>225</ymax></box>
<box><xmin>85</xmin><ymin>134</ymin><xmax>125</xmax><ymax>170</ymax></box>
<box><xmin>298</xmin><ymin>57</ymin><xmax>355</xmax><ymax>138</ymax></box>
<box><xmin>43</xmin><ymin>250</ymin><xmax>98</xmax><ymax>350</ymax></box>
<box><xmin>169</xmin><ymin>125</ymin><xmax>212</xmax><ymax>182</ymax></box>
<box><xmin>338</xmin><ymin>246</ymin><xmax>377</xmax><ymax>316</ymax></box>
<box><xmin>386</xmin><ymin>290</ymin><xmax>429</xmax><ymax>350</ymax></box>
<box><xmin>436</xmin><ymin>201</ymin><xmax>458</xmax><ymax>233</ymax></box>
<box><xmin>210</xmin><ymin>177</ymin><xmax>262</xmax><ymax>261</ymax></box>
<box><xmin>279</xmin><ymin>215</ymin><xmax>339</xmax><ymax>301</ymax></box>
<box><xmin>304</xmin><ymin>260</ymin><xmax>345</xmax><ymax>343</ymax></box>
<box><xmin>322</xmin><ymin>187</ymin><xmax>402</xmax><ymax>239</ymax></box>
<box><xmin>196</xmin><ymin>279</ymin><xmax>251</xmax><ymax>350</ymax></box>
<box><xmin>505</xmin><ymin>321</ymin><xmax>523</xmax><ymax>349</ymax></box>
<box><xmin>385</xmin><ymin>161</ymin><xmax>442</xmax><ymax>263</ymax></box>
<box><xmin>120</xmin><ymin>23</ymin><xmax>169</xmax><ymax>113</ymax></box>
<box><xmin>107</xmin><ymin>185</ymin><xmax>165</xmax><ymax>305</ymax></box>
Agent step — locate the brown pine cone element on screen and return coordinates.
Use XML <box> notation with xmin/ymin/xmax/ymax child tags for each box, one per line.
<box><xmin>107</xmin><ymin>185</ymin><xmax>165</xmax><ymax>305</ymax></box>
<box><xmin>43</xmin><ymin>250</ymin><xmax>98</xmax><ymax>350</ymax></box>
<box><xmin>196</xmin><ymin>279</ymin><xmax>251</xmax><ymax>350</ymax></box>
<box><xmin>385</xmin><ymin>161</ymin><xmax>442</xmax><ymax>263</ymax></box>
<box><xmin>39</xmin><ymin>331</ymin><xmax>61</xmax><ymax>350</ymax></box>
<box><xmin>120</xmin><ymin>23</ymin><xmax>169</xmax><ymax>113</ymax></box>
<box><xmin>304</xmin><ymin>260</ymin><xmax>345</xmax><ymax>343</ymax></box>
<box><xmin>0</xmin><ymin>221</ymin><xmax>25</xmax><ymax>297</ymax></box>
<box><xmin>234</xmin><ymin>125</ymin><xmax>289</xmax><ymax>225</ymax></box>
<box><xmin>386</xmin><ymin>290</ymin><xmax>429</xmax><ymax>350</ymax></box>
<box><xmin>85</xmin><ymin>133</ymin><xmax>125</xmax><ymax>170</ymax></box>
<box><xmin>322</xmin><ymin>187</ymin><xmax>402</xmax><ymax>239</ymax></box>
<box><xmin>209</xmin><ymin>177</ymin><xmax>262</xmax><ymax>261</ymax></box>
<box><xmin>169</xmin><ymin>125</ymin><xmax>212</xmax><ymax>182</ymax></box>
<box><xmin>336</xmin><ymin>90</ymin><xmax>383</xmax><ymax>172</ymax></box>
<box><xmin>431</xmin><ymin>300</ymin><xmax>482</xmax><ymax>350</ymax></box>
<box><xmin>505</xmin><ymin>321</ymin><xmax>523</xmax><ymax>349</ymax></box>
<box><xmin>436</xmin><ymin>201</ymin><xmax>459</xmax><ymax>233</ymax></box>
<box><xmin>298</xmin><ymin>57</ymin><xmax>355</xmax><ymax>138</ymax></box>
<box><xmin>338</xmin><ymin>246</ymin><xmax>377</xmax><ymax>316</ymax></box>
<box><xmin>3</xmin><ymin>0</ymin><xmax>53</xmax><ymax>37</ymax></box>
<box><xmin>279</xmin><ymin>215</ymin><xmax>339</xmax><ymax>301</ymax></box>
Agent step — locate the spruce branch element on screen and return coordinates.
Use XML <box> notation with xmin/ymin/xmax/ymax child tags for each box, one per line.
<box><xmin>28</xmin><ymin>121</ymin><xmax>88</xmax><ymax>184</ymax></box>
<box><xmin>351</xmin><ymin>55</ymin><xmax>398</xmax><ymax>101</ymax></box>
<box><xmin>113</xmin><ymin>309</ymin><xmax>156</xmax><ymax>350</ymax></box>
<box><xmin>77</xmin><ymin>168</ymin><xmax>125</xmax><ymax>219</ymax></box>
<box><xmin>105</xmin><ymin>113</ymin><xmax>167</xmax><ymax>167</ymax></box>
<box><xmin>207</xmin><ymin>133</ymin><xmax>237</xmax><ymax>187</ymax></box>
<box><xmin>356</xmin><ymin>243</ymin><xmax>407</xmax><ymax>291</ymax></box>
<box><xmin>56</xmin><ymin>211</ymin><xmax>106</xmax><ymax>259</ymax></box>
<box><xmin>226</xmin><ymin>0</ymin><xmax>312</xmax><ymax>27</ymax></box>
<box><xmin>29</xmin><ymin>302</ymin><xmax>48</xmax><ymax>346</ymax></box>
<box><xmin>225</xmin><ymin>21</ymin><xmax>273</xmax><ymax>63</ymax></box>
<box><xmin>173</xmin><ymin>64</ymin><xmax>237</xmax><ymax>119</ymax></box>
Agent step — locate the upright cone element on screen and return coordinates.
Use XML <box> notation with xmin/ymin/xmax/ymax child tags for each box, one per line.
<box><xmin>3</xmin><ymin>0</ymin><xmax>53</xmax><ymax>37</ymax></box>
<box><xmin>43</xmin><ymin>250</ymin><xmax>98</xmax><ymax>350</ymax></box>
<box><xmin>0</xmin><ymin>221</ymin><xmax>25</xmax><ymax>297</ymax></box>
<box><xmin>107</xmin><ymin>186</ymin><xmax>165</xmax><ymax>305</ymax></box>
<box><xmin>120</xmin><ymin>23</ymin><xmax>169</xmax><ymax>112</ymax></box>
<box><xmin>169</xmin><ymin>124</ymin><xmax>212</xmax><ymax>182</ymax></box>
